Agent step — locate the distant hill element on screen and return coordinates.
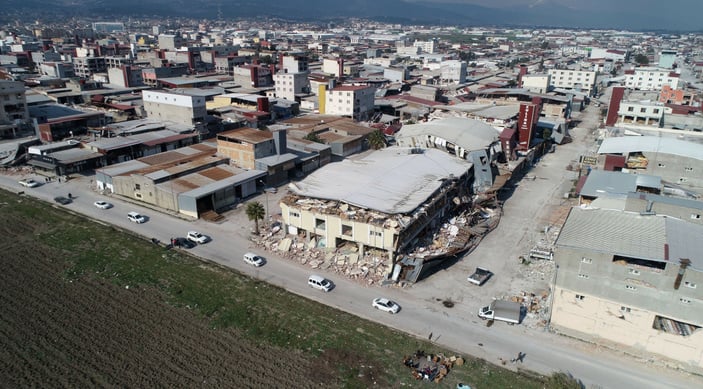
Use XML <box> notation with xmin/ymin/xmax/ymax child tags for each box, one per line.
<box><xmin>3</xmin><ymin>0</ymin><xmax>699</xmax><ymax>31</ymax></box>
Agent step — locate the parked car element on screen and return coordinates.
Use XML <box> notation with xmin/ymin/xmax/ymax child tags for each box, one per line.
<box><xmin>372</xmin><ymin>298</ymin><xmax>400</xmax><ymax>314</ymax></box>
<box><xmin>243</xmin><ymin>252</ymin><xmax>265</xmax><ymax>267</ymax></box>
<box><xmin>127</xmin><ymin>211</ymin><xmax>146</xmax><ymax>223</ymax></box>
<box><xmin>53</xmin><ymin>196</ymin><xmax>72</xmax><ymax>205</ymax></box>
<box><xmin>93</xmin><ymin>200</ymin><xmax>113</xmax><ymax>209</ymax></box>
<box><xmin>19</xmin><ymin>178</ymin><xmax>40</xmax><ymax>188</ymax></box>
<box><xmin>173</xmin><ymin>237</ymin><xmax>195</xmax><ymax>249</ymax></box>
<box><xmin>264</xmin><ymin>187</ymin><xmax>277</xmax><ymax>194</ymax></box>
<box><xmin>186</xmin><ymin>231</ymin><xmax>209</xmax><ymax>244</ymax></box>
<box><xmin>307</xmin><ymin>275</ymin><xmax>333</xmax><ymax>292</ymax></box>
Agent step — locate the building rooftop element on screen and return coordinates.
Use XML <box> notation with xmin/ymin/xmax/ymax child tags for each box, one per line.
<box><xmin>288</xmin><ymin>147</ymin><xmax>472</xmax><ymax>214</ymax></box>
<box><xmin>598</xmin><ymin>136</ymin><xmax>703</xmax><ymax>161</ymax></box>
<box><xmin>395</xmin><ymin>117</ymin><xmax>499</xmax><ymax>151</ymax></box>
<box><xmin>217</xmin><ymin>127</ymin><xmax>273</xmax><ymax>143</ymax></box>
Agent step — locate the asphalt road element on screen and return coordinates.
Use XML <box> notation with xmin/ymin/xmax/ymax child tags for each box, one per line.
<box><xmin>1</xmin><ymin>125</ymin><xmax>700</xmax><ymax>389</ymax></box>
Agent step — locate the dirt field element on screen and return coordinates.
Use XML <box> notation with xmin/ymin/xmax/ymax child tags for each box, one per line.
<box><xmin>0</xmin><ymin>195</ymin><xmax>337</xmax><ymax>388</ymax></box>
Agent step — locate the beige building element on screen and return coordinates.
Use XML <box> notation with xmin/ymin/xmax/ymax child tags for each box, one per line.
<box><xmin>547</xmin><ymin>69</ymin><xmax>597</xmax><ymax>94</ymax></box>
<box><xmin>552</xmin><ymin>207</ymin><xmax>703</xmax><ymax>369</ymax></box>
<box><xmin>216</xmin><ymin>127</ymin><xmax>276</xmax><ymax>170</ymax></box>
<box><xmin>281</xmin><ymin>147</ymin><xmax>474</xmax><ymax>261</ymax></box>
<box><xmin>0</xmin><ymin>80</ymin><xmax>28</xmax><ymax>138</ymax></box>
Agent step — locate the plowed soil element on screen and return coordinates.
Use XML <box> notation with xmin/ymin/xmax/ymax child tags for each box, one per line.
<box><xmin>0</xmin><ymin>200</ymin><xmax>333</xmax><ymax>388</ymax></box>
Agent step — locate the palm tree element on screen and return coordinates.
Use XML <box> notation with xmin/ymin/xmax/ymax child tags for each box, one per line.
<box><xmin>367</xmin><ymin>129</ymin><xmax>387</xmax><ymax>150</ymax></box>
<box><xmin>245</xmin><ymin>201</ymin><xmax>266</xmax><ymax>234</ymax></box>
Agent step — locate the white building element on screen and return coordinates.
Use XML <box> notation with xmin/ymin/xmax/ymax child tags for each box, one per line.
<box><xmin>624</xmin><ymin>67</ymin><xmax>681</xmax><ymax>91</ymax></box>
<box><xmin>413</xmin><ymin>39</ymin><xmax>437</xmax><ymax>54</ymax></box>
<box><xmin>322</xmin><ymin>58</ymin><xmax>343</xmax><ymax>77</ymax></box>
<box><xmin>324</xmin><ymin>85</ymin><xmax>375</xmax><ymax>121</ymax></box>
<box><xmin>274</xmin><ymin>72</ymin><xmax>309</xmax><ymax>101</ymax></box>
<box><xmin>142</xmin><ymin>90</ymin><xmax>206</xmax><ymax>130</ymax></box>
<box><xmin>521</xmin><ymin>74</ymin><xmax>551</xmax><ymax>94</ymax></box>
<box><xmin>617</xmin><ymin>100</ymin><xmax>672</xmax><ymax>126</ymax></box>
<box><xmin>547</xmin><ymin>69</ymin><xmax>597</xmax><ymax>94</ymax></box>
<box><xmin>440</xmin><ymin>60</ymin><xmax>467</xmax><ymax>84</ymax></box>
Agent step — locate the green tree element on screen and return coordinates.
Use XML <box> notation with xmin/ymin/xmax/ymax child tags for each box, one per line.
<box><xmin>367</xmin><ymin>129</ymin><xmax>387</xmax><ymax>150</ymax></box>
<box><xmin>634</xmin><ymin>53</ymin><xmax>649</xmax><ymax>66</ymax></box>
<box><xmin>245</xmin><ymin>201</ymin><xmax>265</xmax><ymax>234</ymax></box>
<box><xmin>304</xmin><ymin>132</ymin><xmax>323</xmax><ymax>143</ymax></box>
<box><xmin>544</xmin><ymin>372</ymin><xmax>584</xmax><ymax>389</ymax></box>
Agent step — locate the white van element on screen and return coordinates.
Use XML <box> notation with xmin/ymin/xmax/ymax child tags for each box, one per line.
<box><xmin>308</xmin><ymin>275</ymin><xmax>332</xmax><ymax>292</ymax></box>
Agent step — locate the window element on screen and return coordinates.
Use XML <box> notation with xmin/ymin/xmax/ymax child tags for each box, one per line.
<box><xmin>628</xmin><ymin>107</ymin><xmax>634</xmax><ymax>112</ymax></box>
<box><xmin>684</xmin><ymin>167</ymin><xmax>693</xmax><ymax>172</ymax></box>
<box><xmin>685</xmin><ymin>281</ymin><xmax>697</xmax><ymax>288</ymax></box>
<box><xmin>640</xmin><ymin>108</ymin><xmax>647</xmax><ymax>113</ymax></box>
<box><xmin>290</xmin><ymin>212</ymin><xmax>300</xmax><ymax>218</ymax></box>
<box><xmin>625</xmin><ymin>285</ymin><xmax>637</xmax><ymax>291</ymax></box>
<box><xmin>342</xmin><ymin>224</ymin><xmax>352</xmax><ymax>236</ymax></box>
<box><xmin>629</xmin><ymin>268</ymin><xmax>640</xmax><ymax>275</ymax></box>
<box><xmin>135</xmin><ymin>184</ymin><xmax>141</xmax><ymax>190</ymax></box>
<box><xmin>621</xmin><ymin>306</ymin><xmax>631</xmax><ymax>313</ymax></box>
<box><xmin>653</xmin><ymin>109</ymin><xmax>660</xmax><ymax>114</ymax></box>
<box><xmin>578</xmin><ymin>274</ymin><xmax>589</xmax><ymax>279</ymax></box>
<box><xmin>581</xmin><ymin>257</ymin><xmax>592</xmax><ymax>264</ymax></box>
<box><xmin>680</xmin><ymin>298</ymin><xmax>692</xmax><ymax>305</ymax></box>
<box><xmin>657</xmin><ymin>163</ymin><xmax>665</xmax><ymax>167</ymax></box>
<box><xmin>575</xmin><ymin>294</ymin><xmax>585</xmax><ymax>300</ymax></box>
<box><xmin>679</xmin><ymin>177</ymin><xmax>688</xmax><ymax>183</ymax></box>
<box><xmin>315</xmin><ymin>218</ymin><xmax>326</xmax><ymax>230</ymax></box>
<box><xmin>691</xmin><ymin>214</ymin><xmax>701</xmax><ymax>220</ymax></box>
<box><xmin>369</xmin><ymin>230</ymin><xmax>382</xmax><ymax>237</ymax></box>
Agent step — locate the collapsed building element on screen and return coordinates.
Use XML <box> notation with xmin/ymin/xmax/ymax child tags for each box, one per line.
<box><xmin>280</xmin><ymin>117</ymin><xmax>507</xmax><ymax>283</ymax></box>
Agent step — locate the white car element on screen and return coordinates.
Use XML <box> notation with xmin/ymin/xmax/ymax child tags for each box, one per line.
<box><xmin>94</xmin><ymin>200</ymin><xmax>113</xmax><ymax>209</ymax></box>
<box><xmin>186</xmin><ymin>231</ymin><xmax>209</xmax><ymax>244</ymax></box>
<box><xmin>19</xmin><ymin>179</ymin><xmax>40</xmax><ymax>188</ymax></box>
<box><xmin>127</xmin><ymin>211</ymin><xmax>146</xmax><ymax>224</ymax></box>
<box><xmin>243</xmin><ymin>252</ymin><xmax>265</xmax><ymax>267</ymax></box>
<box><xmin>372</xmin><ymin>298</ymin><xmax>400</xmax><ymax>314</ymax></box>
<box><xmin>308</xmin><ymin>275</ymin><xmax>333</xmax><ymax>292</ymax></box>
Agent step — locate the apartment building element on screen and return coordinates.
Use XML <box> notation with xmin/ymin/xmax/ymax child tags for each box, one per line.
<box><xmin>73</xmin><ymin>56</ymin><xmax>107</xmax><ymax>78</ymax></box>
<box><xmin>617</xmin><ymin>100</ymin><xmax>671</xmax><ymax>126</ymax></box>
<box><xmin>624</xmin><ymin>67</ymin><xmax>681</xmax><ymax>91</ymax></box>
<box><xmin>521</xmin><ymin>74</ymin><xmax>551</xmax><ymax>94</ymax></box>
<box><xmin>323</xmin><ymin>85</ymin><xmax>375</xmax><ymax>121</ymax></box>
<box><xmin>440</xmin><ymin>60</ymin><xmax>467</xmax><ymax>84</ymax></box>
<box><xmin>0</xmin><ymin>80</ymin><xmax>29</xmax><ymax>138</ymax></box>
<box><xmin>274</xmin><ymin>71</ymin><xmax>309</xmax><ymax>101</ymax></box>
<box><xmin>547</xmin><ymin>69</ymin><xmax>597</xmax><ymax>95</ymax></box>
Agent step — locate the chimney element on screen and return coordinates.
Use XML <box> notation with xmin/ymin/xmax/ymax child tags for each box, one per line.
<box><xmin>272</xmin><ymin>128</ymin><xmax>287</xmax><ymax>155</ymax></box>
<box><xmin>674</xmin><ymin>258</ymin><xmax>691</xmax><ymax>290</ymax></box>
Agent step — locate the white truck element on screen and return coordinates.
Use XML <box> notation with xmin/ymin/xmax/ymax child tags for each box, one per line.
<box><xmin>478</xmin><ymin>300</ymin><xmax>522</xmax><ymax>324</ymax></box>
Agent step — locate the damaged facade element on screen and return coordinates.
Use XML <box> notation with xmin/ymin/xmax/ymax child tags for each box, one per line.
<box><xmin>280</xmin><ymin>117</ymin><xmax>506</xmax><ymax>283</ymax></box>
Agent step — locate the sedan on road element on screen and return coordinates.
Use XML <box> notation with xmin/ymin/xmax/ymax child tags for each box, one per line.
<box><xmin>53</xmin><ymin>196</ymin><xmax>72</xmax><ymax>205</ymax></box>
<box><xmin>243</xmin><ymin>252</ymin><xmax>265</xmax><ymax>267</ymax></box>
<box><xmin>372</xmin><ymin>298</ymin><xmax>400</xmax><ymax>314</ymax></box>
<box><xmin>173</xmin><ymin>237</ymin><xmax>196</xmax><ymax>249</ymax></box>
<box><xmin>19</xmin><ymin>178</ymin><xmax>40</xmax><ymax>188</ymax></box>
<box><xmin>186</xmin><ymin>231</ymin><xmax>209</xmax><ymax>244</ymax></box>
<box><xmin>93</xmin><ymin>200</ymin><xmax>113</xmax><ymax>209</ymax></box>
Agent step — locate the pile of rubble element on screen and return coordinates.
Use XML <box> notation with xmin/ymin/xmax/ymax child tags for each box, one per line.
<box><xmin>251</xmin><ymin>229</ymin><xmax>392</xmax><ymax>286</ymax></box>
<box><xmin>402</xmin><ymin>350</ymin><xmax>464</xmax><ymax>383</ymax></box>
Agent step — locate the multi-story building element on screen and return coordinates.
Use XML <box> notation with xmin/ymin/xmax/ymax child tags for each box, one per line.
<box><xmin>552</xmin><ymin>206</ymin><xmax>703</xmax><ymax>369</ymax></box>
<box><xmin>73</xmin><ymin>56</ymin><xmax>107</xmax><ymax>79</ymax></box>
<box><xmin>440</xmin><ymin>60</ymin><xmax>467</xmax><ymax>84</ymax></box>
<box><xmin>158</xmin><ymin>34</ymin><xmax>185</xmax><ymax>51</ymax></box>
<box><xmin>521</xmin><ymin>74</ymin><xmax>551</xmax><ymax>94</ymax></box>
<box><xmin>281</xmin><ymin>55</ymin><xmax>309</xmax><ymax>73</ymax></box>
<box><xmin>322</xmin><ymin>85</ymin><xmax>375</xmax><ymax>121</ymax></box>
<box><xmin>624</xmin><ymin>67</ymin><xmax>681</xmax><ymax>91</ymax></box>
<box><xmin>142</xmin><ymin>90</ymin><xmax>206</xmax><ymax>131</ymax></box>
<box><xmin>547</xmin><ymin>69</ymin><xmax>597</xmax><ymax>95</ymax></box>
<box><xmin>413</xmin><ymin>39</ymin><xmax>437</xmax><ymax>54</ymax></box>
<box><xmin>0</xmin><ymin>80</ymin><xmax>29</xmax><ymax>138</ymax></box>
<box><xmin>233</xmin><ymin>64</ymin><xmax>274</xmax><ymax>88</ymax></box>
<box><xmin>274</xmin><ymin>71</ymin><xmax>309</xmax><ymax>101</ymax></box>
<box><xmin>616</xmin><ymin>100</ymin><xmax>671</xmax><ymax>126</ymax></box>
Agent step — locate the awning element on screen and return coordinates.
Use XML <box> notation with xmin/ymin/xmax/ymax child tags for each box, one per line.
<box><xmin>27</xmin><ymin>159</ymin><xmax>56</xmax><ymax>169</ymax></box>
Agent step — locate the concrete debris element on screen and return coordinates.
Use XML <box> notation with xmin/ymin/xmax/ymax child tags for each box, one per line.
<box><xmin>403</xmin><ymin>350</ymin><xmax>461</xmax><ymax>383</ymax></box>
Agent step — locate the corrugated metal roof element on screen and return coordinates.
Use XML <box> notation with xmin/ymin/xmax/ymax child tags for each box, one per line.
<box><xmin>395</xmin><ymin>117</ymin><xmax>499</xmax><ymax>152</ymax></box>
<box><xmin>556</xmin><ymin>207</ymin><xmax>666</xmax><ymax>261</ymax></box>
<box><xmin>665</xmin><ymin>218</ymin><xmax>703</xmax><ymax>270</ymax></box>
<box><xmin>580</xmin><ymin>170</ymin><xmax>637</xmax><ymax>198</ymax></box>
<box><xmin>288</xmin><ymin>147</ymin><xmax>472</xmax><ymax>214</ymax></box>
<box><xmin>598</xmin><ymin>136</ymin><xmax>703</xmax><ymax>161</ymax></box>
